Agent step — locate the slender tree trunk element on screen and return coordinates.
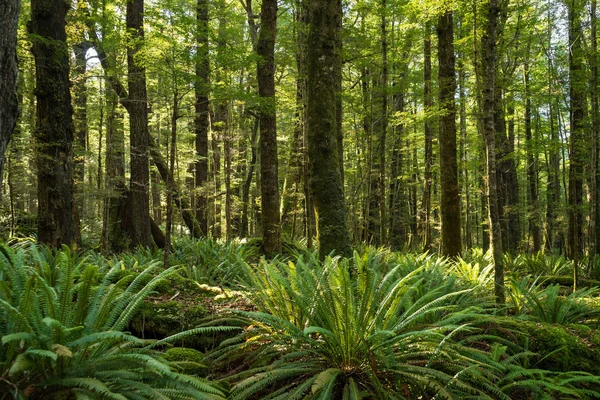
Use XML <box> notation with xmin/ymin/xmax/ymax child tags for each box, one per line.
<box><xmin>458</xmin><ymin>38</ymin><xmax>472</xmax><ymax>249</ymax></box>
<box><xmin>31</xmin><ymin>0</ymin><xmax>75</xmax><ymax>247</ymax></box>
<box><xmin>0</xmin><ymin>0</ymin><xmax>19</xmax><ymax>186</ymax></box>
<box><xmin>126</xmin><ymin>0</ymin><xmax>152</xmax><ymax>248</ymax></box>
<box><xmin>568</xmin><ymin>0</ymin><xmax>586</xmax><ymax>287</ymax></box>
<box><xmin>379</xmin><ymin>0</ymin><xmax>388</xmax><ymax>245</ymax></box>
<box><xmin>72</xmin><ymin>42</ymin><xmax>89</xmax><ymax>247</ymax></box>
<box><xmin>422</xmin><ymin>22</ymin><xmax>433</xmax><ymax>250</ymax></box>
<box><xmin>482</xmin><ymin>0</ymin><xmax>505</xmax><ymax>305</ymax></box>
<box><xmin>195</xmin><ymin>0</ymin><xmax>210</xmax><ymax>237</ymax></box>
<box><xmin>590</xmin><ymin>0</ymin><xmax>600</xmax><ymax>267</ymax></box>
<box><xmin>257</xmin><ymin>0</ymin><xmax>281</xmax><ymax>255</ymax></box>
<box><xmin>164</xmin><ymin>92</ymin><xmax>179</xmax><ymax>268</ymax></box>
<box><xmin>307</xmin><ymin>0</ymin><xmax>351</xmax><ymax>257</ymax></box>
<box><xmin>103</xmin><ymin>95</ymin><xmax>126</xmax><ymax>252</ymax></box>
<box><xmin>437</xmin><ymin>11</ymin><xmax>461</xmax><ymax>257</ymax></box>
<box><xmin>524</xmin><ymin>57</ymin><xmax>541</xmax><ymax>252</ymax></box>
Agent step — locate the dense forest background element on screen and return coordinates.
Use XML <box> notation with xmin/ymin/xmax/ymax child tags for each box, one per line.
<box><xmin>1</xmin><ymin>0</ymin><xmax>599</xmax><ymax>271</ymax></box>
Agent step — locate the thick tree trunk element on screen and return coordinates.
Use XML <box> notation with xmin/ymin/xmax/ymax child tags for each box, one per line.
<box><xmin>0</xmin><ymin>0</ymin><xmax>20</xmax><ymax>187</ymax></box>
<box><xmin>126</xmin><ymin>0</ymin><xmax>152</xmax><ymax>248</ymax></box>
<box><xmin>482</xmin><ymin>0</ymin><xmax>505</xmax><ymax>305</ymax></box>
<box><xmin>307</xmin><ymin>0</ymin><xmax>352</xmax><ymax>257</ymax></box>
<box><xmin>31</xmin><ymin>0</ymin><xmax>75</xmax><ymax>247</ymax></box>
<box><xmin>437</xmin><ymin>11</ymin><xmax>461</xmax><ymax>257</ymax></box>
<box><xmin>257</xmin><ymin>0</ymin><xmax>281</xmax><ymax>255</ymax></box>
<box><xmin>194</xmin><ymin>0</ymin><xmax>210</xmax><ymax>237</ymax></box>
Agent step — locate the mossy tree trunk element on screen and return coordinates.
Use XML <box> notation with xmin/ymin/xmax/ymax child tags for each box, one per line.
<box><xmin>307</xmin><ymin>0</ymin><xmax>351</xmax><ymax>257</ymax></box>
<box><xmin>437</xmin><ymin>10</ymin><xmax>461</xmax><ymax>257</ymax></box>
<box><xmin>31</xmin><ymin>0</ymin><xmax>75</xmax><ymax>247</ymax></box>
<box><xmin>257</xmin><ymin>0</ymin><xmax>282</xmax><ymax>255</ymax></box>
<box><xmin>126</xmin><ymin>0</ymin><xmax>152</xmax><ymax>248</ymax></box>
<box><xmin>482</xmin><ymin>0</ymin><xmax>505</xmax><ymax>305</ymax></box>
<box><xmin>0</xmin><ymin>0</ymin><xmax>19</xmax><ymax>187</ymax></box>
<box><xmin>195</xmin><ymin>0</ymin><xmax>210</xmax><ymax>237</ymax></box>
<box><xmin>567</xmin><ymin>0</ymin><xmax>586</xmax><ymax>286</ymax></box>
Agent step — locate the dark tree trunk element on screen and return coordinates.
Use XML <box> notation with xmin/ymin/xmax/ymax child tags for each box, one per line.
<box><xmin>257</xmin><ymin>0</ymin><xmax>281</xmax><ymax>255</ymax></box>
<box><xmin>242</xmin><ymin>117</ymin><xmax>259</xmax><ymax>237</ymax></box>
<box><xmin>31</xmin><ymin>0</ymin><xmax>75</xmax><ymax>247</ymax></box>
<box><xmin>307</xmin><ymin>0</ymin><xmax>352</xmax><ymax>257</ymax></box>
<box><xmin>482</xmin><ymin>0</ymin><xmax>505</xmax><ymax>305</ymax></box>
<box><xmin>437</xmin><ymin>11</ymin><xmax>461</xmax><ymax>257</ymax></box>
<box><xmin>126</xmin><ymin>0</ymin><xmax>152</xmax><ymax>248</ymax></box>
<box><xmin>195</xmin><ymin>0</ymin><xmax>210</xmax><ymax>237</ymax></box>
<box><xmin>567</xmin><ymin>0</ymin><xmax>586</xmax><ymax>280</ymax></box>
<box><xmin>0</xmin><ymin>0</ymin><xmax>20</xmax><ymax>187</ymax></box>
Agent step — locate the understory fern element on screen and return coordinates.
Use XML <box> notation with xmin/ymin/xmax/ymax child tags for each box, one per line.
<box><xmin>0</xmin><ymin>243</ymin><xmax>226</xmax><ymax>400</ymax></box>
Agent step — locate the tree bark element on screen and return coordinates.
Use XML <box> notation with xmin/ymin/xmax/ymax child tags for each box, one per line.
<box><xmin>307</xmin><ymin>0</ymin><xmax>352</xmax><ymax>257</ymax></box>
<box><xmin>482</xmin><ymin>0</ymin><xmax>505</xmax><ymax>305</ymax></box>
<box><xmin>567</xmin><ymin>0</ymin><xmax>586</xmax><ymax>279</ymax></box>
<box><xmin>437</xmin><ymin>11</ymin><xmax>461</xmax><ymax>257</ymax></box>
<box><xmin>72</xmin><ymin>42</ymin><xmax>89</xmax><ymax>247</ymax></box>
<box><xmin>126</xmin><ymin>0</ymin><xmax>152</xmax><ymax>248</ymax></box>
<box><xmin>524</xmin><ymin>57</ymin><xmax>541</xmax><ymax>252</ymax></box>
<box><xmin>195</xmin><ymin>0</ymin><xmax>210</xmax><ymax>237</ymax></box>
<box><xmin>257</xmin><ymin>0</ymin><xmax>282</xmax><ymax>255</ymax></box>
<box><xmin>31</xmin><ymin>0</ymin><xmax>75</xmax><ymax>247</ymax></box>
<box><xmin>422</xmin><ymin>22</ymin><xmax>433</xmax><ymax>250</ymax></box>
<box><xmin>0</xmin><ymin>0</ymin><xmax>20</xmax><ymax>187</ymax></box>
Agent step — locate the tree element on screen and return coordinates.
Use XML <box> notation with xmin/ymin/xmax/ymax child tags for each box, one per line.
<box><xmin>126</xmin><ymin>0</ymin><xmax>152</xmax><ymax>248</ymax></box>
<box><xmin>257</xmin><ymin>0</ymin><xmax>282</xmax><ymax>255</ymax></box>
<box><xmin>0</xmin><ymin>0</ymin><xmax>19</xmax><ymax>187</ymax></box>
<box><xmin>481</xmin><ymin>0</ymin><xmax>506</xmax><ymax>305</ymax></box>
<box><xmin>195</xmin><ymin>0</ymin><xmax>210</xmax><ymax>237</ymax></box>
<box><xmin>30</xmin><ymin>0</ymin><xmax>75</xmax><ymax>246</ymax></box>
<box><xmin>437</xmin><ymin>10</ymin><xmax>461</xmax><ymax>257</ymax></box>
<box><xmin>307</xmin><ymin>0</ymin><xmax>351</xmax><ymax>257</ymax></box>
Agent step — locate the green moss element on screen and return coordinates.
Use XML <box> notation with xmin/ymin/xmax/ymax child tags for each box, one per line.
<box><xmin>164</xmin><ymin>347</ymin><xmax>208</xmax><ymax>377</ymax></box>
<box><xmin>488</xmin><ymin>318</ymin><xmax>600</xmax><ymax>374</ymax></box>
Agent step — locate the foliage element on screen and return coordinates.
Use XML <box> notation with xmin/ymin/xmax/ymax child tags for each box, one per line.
<box><xmin>212</xmin><ymin>252</ymin><xmax>525</xmax><ymax>399</ymax></box>
<box><xmin>0</xmin><ymin>243</ymin><xmax>227</xmax><ymax>399</ymax></box>
<box><xmin>172</xmin><ymin>238</ymin><xmax>256</xmax><ymax>288</ymax></box>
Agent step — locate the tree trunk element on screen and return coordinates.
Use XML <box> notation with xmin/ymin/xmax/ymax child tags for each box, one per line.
<box><xmin>103</xmin><ymin>95</ymin><xmax>126</xmax><ymax>252</ymax></box>
<box><xmin>0</xmin><ymin>0</ymin><xmax>20</xmax><ymax>187</ymax></box>
<box><xmin>126</xmin><ymin>0</ymin><xmax>152</xmax><ymax>248</ymax></box>
<box><xmin>257</xmin><ymin>0</ymin><xmax>281</xmax><ymax>255</ymax></box>
<box><xmin>437</xmin><ymin>11</ymin><xmax>461</xmax><ymax>257</ymax></box>
<box><xmin>567</xmin><ymin>0</ymin><xmax>586</xmax><ymax>285</ymax></box>
<box><xmin>524</xmin><ymin>57</ymin><xmax>541</xmax><ymax>252</ymax></box>
<box><xmin>72</xmin><ymin>42</ymin><xmax>89</xmax><ymax>247</ymax></box>
<box><xmin>307</xmin><ymin>0</ymin><xmax>352</xmax><ymax>257</ymax></box>
<box><xmin>31</xmin><ymin>0</ymin><xmax>75</xmax><ymax>247</ymax></box>
<box><xmin>194</xmin><ymin>0</ymin><xmax>210</xmax><ymax>237</ymax></box>
<box><xmin>482</xmin><ymin>0</ymin><xmax>505</xmax><ymax>305</ymax></box>
<box><xmin>590</xmin><ymin>0</ymin><xmax>600</xmax><ymax>268</ymax></box>
<box><xmin>422</xmin><ymin>22</ymin><xmax>433</xmax><ymax>250</ymax></box>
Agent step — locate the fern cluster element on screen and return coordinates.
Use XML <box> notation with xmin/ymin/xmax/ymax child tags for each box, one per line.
<box><xmin>0</xmin><ymin>243</ymin><xmax>226</xmax><ymax>400</ymax></box>
<box><xmin>211</xmin><ymin>250</ymin><xmax>600</xmax><ymax>399</ymax></box>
